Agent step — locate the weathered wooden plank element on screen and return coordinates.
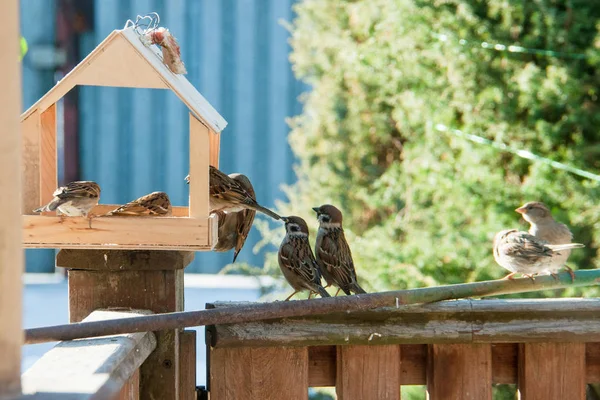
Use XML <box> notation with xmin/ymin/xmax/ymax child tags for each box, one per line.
<box><xmin>209</xmin><ymin>299</ymin><xmax>600</xmax><ymax>347</ymax></box>
<box><xmin>65</xmin><ymin>250</ymin><xmax>190</xmax><ymax>400</ymax></box>
<box><xmin>493</xmin><ymin>343</ymin><xmax>518</xmax><ymax>384</ymax></box>
<box><xmin>0</xmin><ymin>0</ymin><xmax>22</xmax><ymax>395</ymax></box>
<box><xmin>210</xmin><ymin>347</ymin><xmax>308</xmax><ymax>400</ymax></box>
<box><xmin>336</xmin><ymin>345</ymin><xmax>400</xmax><ymax>400</ymax></box>
<box><xmin>401</xmin><ymin>344</ymin><xmax>427</xmax><ymax>385</ymax></box>
<box><xmin>39</xmin><ymin>103</ymin><xmax>57</xmax><ymax>208</ymax></box>
<box><xmin>306</xmin><ymin>343</ymin><xmax>600</xmax><ymax>387</ymax></box>
<box><xmin>57</xmin><ymin>249</ymin><xmax>194</xmax><ymax>271</ymax></box>
<box><xmin>117</xmin><ymin>369</ymin><xmax>140</xmax><ymax>400</ymax></box>
<box><xmin>180</xmin><ymin>330</ymin><xmax>197</xmax><ymax>400</ymax></box>
<box><xmin>189</xmin><ymin>114</ymin><xmax>210</xmax><ymax>219</ymax></box>
<box><xmin>22</xmin><ymin>310</ymin><xmax>156</xmax><ymax>399</ymax></box>
<box><xmin>518</xmin><ymin>343</ymin><xmax>586</xmax><ymax>400</ymax></box>
<box><xmin>23</xmin><ymin>213</ymin><xmax>218</xmax><ymax>250</ymax></box>
<box><xmin>427</xmin><ymin>344</ymin><xmax>492</xmax><ymax>400</ymax></box>
<box><xmin>210</xmin><ymin>348</ymin><xmax>252</xmax><ymax>399</ymax></box>
<box><xmin>68</xmin><ymin>270</ymin><xmax>184</xmax><ymax>400</ymax></box>
<box><xmin>309</xmin><ymin>346</ymin><xmax>336</xmax><ymax>387</ymax></box>
<box><xmin>67</xmin><ymin>269</ymin><xmax>184</xmax><ymax>322</ymax></box>
<box><xmin>588</xmin><ymin>343</ymin><xmax>600</xmax><ymax>384</ymax></box>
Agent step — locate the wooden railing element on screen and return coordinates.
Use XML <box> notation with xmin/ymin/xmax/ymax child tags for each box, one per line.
<box><xmin>207</xmin><ymin>299</ymin><xmax>600</xmax><ymax>400</ymax></box>
<box><xmin>22</xmin><ymin>310</ymin><xmax>156</xmax><ymax>399</ymax></box>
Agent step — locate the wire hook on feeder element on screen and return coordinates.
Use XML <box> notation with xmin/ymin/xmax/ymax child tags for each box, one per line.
<box><xmin>124</xmin><ymin>12</ymin><xmax>160</xmax><ymax>35</ymax></box>
<box><xmin>123</xmin><ymin>12</ymin><xmax>187</xmax><ymax>75</ymax></box>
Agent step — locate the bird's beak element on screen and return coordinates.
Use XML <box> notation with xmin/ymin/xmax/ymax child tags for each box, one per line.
<box><xmin>515</xmin><ymin>207</ymin><xmax>526</xmax><ymax>214</ymax></box>
<box><xmin>312</xmin><ymin>207</ymin><xmax>320</xmax><ymax>213</ymax></box>
<box><xmin>280</xmin><ymin>216</ymin><xmax>289</xmax><ymax>223</ymax></box>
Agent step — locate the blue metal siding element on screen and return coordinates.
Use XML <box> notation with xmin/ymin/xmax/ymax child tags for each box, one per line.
<box><xmin>78</xmin><ymin>0</ymin><xmax>304</xmax><ymax>272</ymax></box>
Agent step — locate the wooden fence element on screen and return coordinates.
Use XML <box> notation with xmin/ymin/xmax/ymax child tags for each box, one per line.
<box><xmin>14</xmin><ymin>249</ymin><xmax>600</xmax><ymax>400</ymax></box>
<box><xmin>207</xmin><ymin>299</ymin><xmax>600</xmax><ymax>400</ymax></box>
<box><xmin>16</xmin><ymin>272</ymin><xmax>600</xmax><ymax>399</ymax></box>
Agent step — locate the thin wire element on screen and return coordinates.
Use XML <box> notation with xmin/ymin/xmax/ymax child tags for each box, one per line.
<box><xmin>433</xmin><ymin>33</ymin><xmax>588</xmax><ymax>60</ymax></box>
<box><xmin>434</xmin><ymin>123</ymin><xmax>600</xmax><ymax>182</ymax></box>
<box><xmin>124</xmin><ymin>12</ymin><xmax>160</xmax><ymax>35</ymax></box>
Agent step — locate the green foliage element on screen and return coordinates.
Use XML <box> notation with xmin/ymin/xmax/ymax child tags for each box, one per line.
<box><xmin>246</xmin><ymin>0</ymin><xmax>600</xmax><ymax>299</ymax></box>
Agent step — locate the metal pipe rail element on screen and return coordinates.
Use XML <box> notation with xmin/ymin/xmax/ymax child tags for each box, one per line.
<box><xmin>25</xmin><ymin>268</ymin><xmax>600</xmax><ymax>344</ymax></box>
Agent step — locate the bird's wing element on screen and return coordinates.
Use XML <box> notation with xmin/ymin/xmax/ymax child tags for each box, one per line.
<box><xmin>232</xmin><ymin>173</ymin><xmax>256</xmax><ymax>254</ymax></box>
<box><xmin>280</xmin><ymin>241</ymin><xmax>320</xmax><ymax>285</ymax></box>
<box><xmin>109</xmin><ymin>192</ymin><xmax>171</xmax><ymax>216</ymax></box>
<box><xmin>55</xmin><ymin>181</ymin><xmax>100</xmax><ymax>199</ymax></box>
<box><xmin>210</xmin><ymin>166</ymin><xmax>256</xmax><ymax>204</ymax></box>
<box><xmin>317</xmin><ymin>232</ymin><xmax>356</xmax><ymax>287</ymax></box>
<box><xmin>501</xmin><ymin>232</ymin><xmax>552</xmax><ymax>262</ymax></box>
<box><xmin>235</xmin><ymin>208</ymin><xmax>256</xmax><ymax>254</ymax></box>
<box><xmin>214</xmin><ymin>211</ymin><xmax>237</xmax><ymax>252</ymax></box>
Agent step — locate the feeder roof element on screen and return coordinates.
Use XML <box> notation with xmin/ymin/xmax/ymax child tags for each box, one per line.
<box><xmin>21</xmin><ymin>27</ymin><xmax>227</xmax><ymax>133</ymax></box>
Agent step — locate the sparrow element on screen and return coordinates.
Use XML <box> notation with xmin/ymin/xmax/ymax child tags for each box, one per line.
<box><xmin>313</xmin><ymin>204</ymin><xmax>366</xmax><ymax>296</ymax></box>
<box><xmin>213</xmin><ymin>173</ymin><xmax>256</xmax><ymax>263</ymax></box>
<box><xmin>516</xmin><ymin>201</ymin><xmax>577</xmax><ymax>280</ymax></box>
<box><xmin>185</xmin><ymin>166</ymin><xmax>280</xmax><ymax>220</ymax></box>
<box><xmin>33</xmin><ymin>181</ymin><xmax>101</xmax><ymax>228</ymax></box>
<box><xmin>493</xmin><ymin>229</ymin><xmax>584</xmax><ymax>280</ymax></box>
<box><xmin>278</xmin><ymin>216</ymin><xmax>330</xmax><ymax>300</ymax></box>
<box><xmin>106</xmin><ymin>191</ymin><xmax>172</xmax><ymax>216</ymax></box>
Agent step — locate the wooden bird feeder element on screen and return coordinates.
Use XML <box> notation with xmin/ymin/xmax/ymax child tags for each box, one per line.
<box><xmin>21</xmin><ymin>26</ymin><xmax>226</xmax><ymax>251</ymax></box>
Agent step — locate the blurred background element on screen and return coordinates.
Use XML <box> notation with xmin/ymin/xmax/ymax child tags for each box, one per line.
<box><xmin>21</xmin><ymin>0</ymin><xmax>600</xmax><ymax>398</ymax></box>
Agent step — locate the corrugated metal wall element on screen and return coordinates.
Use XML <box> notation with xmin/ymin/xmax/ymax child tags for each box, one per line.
<box><xmin>78</xmin><ymin>0</ymin><xmax>304</xmax><ymax>272</ymax></box>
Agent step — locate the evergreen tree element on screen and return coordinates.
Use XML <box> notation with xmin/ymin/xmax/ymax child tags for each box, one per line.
<box><xmin>250</xmin><ymin>0</ymin><xmax>600</xmax><ymax>299</ymax></box>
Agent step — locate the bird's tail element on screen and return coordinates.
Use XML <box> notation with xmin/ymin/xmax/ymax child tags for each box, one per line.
<box><xmin>232</xmin><ymin>249</ymin><xmax>241</xmax><ymax>264</ymax></box>
<box><xmin>547</xmin><ymin>243</ymin><xmax>585</xmax><ymax>252</ymax></box>
<box><xmin>316</xmin><ymin>285</ymin><xmax>330</xmax><ymax>298</ymax></box>
<box><xmin>252</xmin><ymin>204</ymin><xmax>281</xmax><ymax>220</ymax></box>
<box><xmin>33</xmin><ymin>198</ymin><xmax>61</xmax><ymax>213</ymax></box>
<box><xmin>350</xmin><ymin>283</ymin><xmax>367</xmax><ymax>295</ymax></box>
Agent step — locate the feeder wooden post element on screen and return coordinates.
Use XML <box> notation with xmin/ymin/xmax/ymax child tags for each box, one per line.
<box><xmin>57</xmin><ymin>249</ymin><xmax>196</xmax><ymax>400</ymax></box>
<box><xmin>0</xmin><ymin>0</ymin><xmax>22</xmax><ymax>397</ymax></box>
<box><xmin>39</xmin><ymin>103</ymin><xmax>57</xmax><ymax>206</ymax></box>
<box><xmin>189</xmin><ymin>114</ymin><xmax>210</xmax><ymax>219</ymax></box>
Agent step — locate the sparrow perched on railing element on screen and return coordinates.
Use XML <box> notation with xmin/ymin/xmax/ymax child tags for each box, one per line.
<box><xmin>33</xmin><ymin>181</ymin><xmax>101</xmax><ymax>228</ymax></box>
<box><xmin>493</xmin><ymin>229</ymin><xmax>584</xmax><ymax>280</ymax></box>
<box><xmin>106</xmin><ymin>191</ymin><xmax>172</xmax><ymax>216</ymax></box>
<box><xmin>185</xmin><ymin>166</ymin><xmax>280</xmax><ymax>220</ymax></box>
<box><xmin>214</xmin><ymin>173</ymin><xmax>256</xmax><ymax>263</ymax></box>
<box><xmin>515</xmin><ymin>201</ymin><xmax>577</xmax><ymax>280</ymax></box>
<box><xmin>278</xmin><ymin>216</ymin><xmax>330</xmax><ymax>300</ymax></box>
<box><xmin>313</xmin><ymin>204</ymin><xmax>366</xmax><ymax>296</ymax></box>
